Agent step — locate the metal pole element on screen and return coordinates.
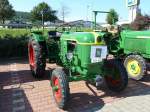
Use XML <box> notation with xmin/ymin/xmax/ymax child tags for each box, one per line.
<box><xmin>41</xmin><ymin>10</ymin><xmax>44</xmax><ymax>32</ymax></box>
<box><xmin>113</xmin><ymin>17</ymin><xmax>115</xmax><ymax>25</ymax></box>
<box><xmin>93</xmin><ymin>11</ymin><xmax>110</xmax><ymax>30</ymax></box>
<box><xmin>42</xmin><ymin>12</ymin><xmax>44</xmax><ymax>32</ymax></box>
<box><xmin>94</xmin><ymin>12</ymin><xmax>97</xmax><ymax>30</ymax></box>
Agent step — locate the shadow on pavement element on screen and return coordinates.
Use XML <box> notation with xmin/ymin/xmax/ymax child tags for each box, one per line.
<box><xmin>0</xmin><ymin>71</ymin><xmax>33</xmax><ymax>112</ymax></box>
<box><xmin>0</xmin><ymin>59</ymin><xmax>150</xmax><ymax>112</ymax></box>
<box><xmin>0</xmin><ymin>88</ymin><xmax>33</xmax><ymax>112</ymax></box>
<box><xmin>67</xmin><ymin>93</ymin><xmax>105</xmax><ymax>112</ymax></box>
<box><xmin>88</xmin><ymin>75</ymin><xmax>150</xmax><ymax>102</ymax></box>
<box><xmin>140</xmin><ymin>74</ymin><xmax>150</xmax><ymax>82</ymax></box>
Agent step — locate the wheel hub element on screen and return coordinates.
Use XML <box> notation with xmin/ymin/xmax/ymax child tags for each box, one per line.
<box><xmin>29</xmin><ymin>45</ymin><xmax>35</xmax><ymax>68</ymax></box>
<box><xmin>106</xmin><ymin>76</ymin><xmax>121</xmax><ymax>86</ymax></box>
<box><xmin>52</xmin><ymin>77</ymin><xmax>62</xmax><ymax>103</ymax></box>
<box><xmin>127</xmin><ymin>60</ymin><xmax>141</xmax><ymax>77</ymax></box>
<box><xmin>52</xmin><ymin>86</ymin><xmax>59</xmax><ymax>91</ymax></box>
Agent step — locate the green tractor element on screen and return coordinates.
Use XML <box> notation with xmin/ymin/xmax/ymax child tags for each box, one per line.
<box><xmin>104</xmin><ymin>28</ymin><xmax>150</xmax><ymax>80</ymax></box>
<box><xmin>28</xmin><ymin>30</ymin><xmax>128</xmax><ymax>109</ymax></box>
<box><xmin>92</xmin><ymin>10</ymin><xmax>149</xmax><ymax>80</ymax></box>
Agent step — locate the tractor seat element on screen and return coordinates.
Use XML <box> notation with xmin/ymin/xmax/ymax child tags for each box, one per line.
<box><xmin>48</xmin><ymin>31</ymin><xmax>61</xmax><ymax>40</ymax></box>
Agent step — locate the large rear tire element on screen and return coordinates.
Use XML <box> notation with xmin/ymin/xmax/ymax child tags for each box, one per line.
<box><xmin>51</xmin><ymin>68</ymin><xmax>70</xmax><ymax>109</ymax></box>
<box><xmin>104</xmin><ymin>59</ymin><xmax>128</xmax><ymax>92</ymax></box>
<box><xmin>28</xmin><ymin>38</ymin><xmax>46</xmax><ymax>78</ymax></box>
<box><xmin>124</xmin><ymin>54</ymin><xmax>146</xmax><ymax>80</ymax></box>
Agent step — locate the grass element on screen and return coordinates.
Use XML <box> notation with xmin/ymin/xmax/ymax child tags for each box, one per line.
<box><xmin>0</xmin><ymin>27</ymin><xmax>93</xmax><ymax>38</ymax></box>
<box><xmin>0</xmin><ymin>28</ymin><xmax>52</xmax><ymax>38</ymax></box>
<box><xmin>0</xmin><ymin>29</ymin><xmax>30</xmax><ymax>38</ymax></box>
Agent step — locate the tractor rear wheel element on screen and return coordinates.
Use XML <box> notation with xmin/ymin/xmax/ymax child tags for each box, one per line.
<box><xmin>28</xmin><ymin>38</ymin><xmax>46</xmax><ymax>78</ymax></box>
<box><xmin>104</xmin><ymin>59</ymin><xmax>128</xmax><ymax>92</ymax></box>
<box><xmin>51</xmin><ymin>68</ymin><xmax>70</xmax><ymax>109</ymax></box>
<box><xmin>124</xmin><ymin>54</ymin><xmax>146</xmax><ymax>80</ymax></box>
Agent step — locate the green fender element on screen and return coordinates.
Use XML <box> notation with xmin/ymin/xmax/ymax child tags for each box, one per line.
<box><xmin>31</xmin><ymin>31</ymin><xmax>45</xmax><ymax>42</ymax></box>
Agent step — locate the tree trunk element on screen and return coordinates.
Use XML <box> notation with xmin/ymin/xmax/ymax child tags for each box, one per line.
<box><xmin>2</xmin><ymin>18</ymin><xmax>5</xmax><ymax>24</ymax></box>
<box><xmin>1</xmin><ymin>18</ymin><xmax>5</xmax><ymax>28</ymax></box>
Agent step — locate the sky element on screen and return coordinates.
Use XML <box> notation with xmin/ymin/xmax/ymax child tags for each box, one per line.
<box><xmin>9</xmin><ymin>0</ymin><xmax>150</xmax><ymax>23</ymax></box>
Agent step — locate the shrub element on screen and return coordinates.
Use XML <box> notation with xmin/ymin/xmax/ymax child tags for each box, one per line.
<box><xmin>0</xmin><ymin>29</ymin><xmax>30</xmax><ymax>58</ymax></box>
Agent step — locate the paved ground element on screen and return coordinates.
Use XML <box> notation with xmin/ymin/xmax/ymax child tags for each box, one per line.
<box><xmin>0</xmin><ymin>59</ymin><xmax>150</xmax><ymax>112</ymax></box>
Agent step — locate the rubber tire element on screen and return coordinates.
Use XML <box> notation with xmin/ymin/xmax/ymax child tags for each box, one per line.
<box><xmin>124</xmin><ymin>54</ymin><xmax>146</xmax><ymax>80</ymax></box>
<box><xmin>28</xmin><ymin>38</ymin><xmax>46</xmax><ymax>78</ymax></box>
<box><xmin>51</xmin><ymin>68</ymin><xmax>70</xmax><ymax>109</ymax></box>
<box><xmin>104</xmin><ymin>59</ymin><xmax>128</xmax><ymax>92</ymax></box>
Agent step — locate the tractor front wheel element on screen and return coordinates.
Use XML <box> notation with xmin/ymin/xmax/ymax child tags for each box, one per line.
<box><xmin>104</xmin><ymin>59</ymin><xmax>128</xmax><ymax>92</ymax></box>
<box><xmin>51</xmin><ymin>68</ymin><xmax>70</xmax><ymax>109</ymax></box>
<box><xmin>28</xmin><ymin>38</ymin><xmax>46</xmax><ymax>78</ymax></box>
<box><xmin>124</xmin><ymin>54</ymin><xmax>146</xmax><ymax>80</ymax></box>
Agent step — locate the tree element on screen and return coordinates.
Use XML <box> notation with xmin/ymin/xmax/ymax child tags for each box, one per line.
<box><xmin>130</xmin><ymin>14</ymin><xmax>150</xmax><ymax>30</ymax></box>
<box><xmin>31</xmin><ymin>2</ymin><xmax>57</xmax><ymax>23</ymax></box>
<box><xmin>13</xmin><ymin>11</ymin><xmax>31</xmax><ymax>22</ymax></box>
<box><xmin>106</xmin><ymin>9</ymin><xmax>119</xmax><ymax>25</ymax></box>
<box><xmin>0</xmin><ymin>0</ymin><xmax>15</xmax><ymax>24</ymax></box>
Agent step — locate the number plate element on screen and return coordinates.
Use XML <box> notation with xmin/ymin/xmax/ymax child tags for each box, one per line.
<box><xmin>90</xmin><ymin>46</ymin><xmax>107</xmax><ymax>63</ymax></box>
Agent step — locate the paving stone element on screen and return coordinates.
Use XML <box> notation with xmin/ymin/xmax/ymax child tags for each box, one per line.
<box><xmin>0</xmin><ymin>59</ymin><xmax>150</xmax><ymax>112</ymax></box>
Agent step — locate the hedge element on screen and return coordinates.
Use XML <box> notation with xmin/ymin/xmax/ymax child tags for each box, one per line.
<box><xmin>0</xmin><ymin>29</ymin><xmax>30</xmax><ymax>58</ymax></box>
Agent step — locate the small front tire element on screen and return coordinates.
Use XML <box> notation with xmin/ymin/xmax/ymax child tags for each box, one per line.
<box><xmin>51</xmin><ymin>68</ymin><xmax>70</xmax><ymax>109</ymax></box>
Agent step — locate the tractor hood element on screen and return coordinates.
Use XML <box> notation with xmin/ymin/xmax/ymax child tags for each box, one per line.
<box><xmin>120</xmin><ymin>30</ymin><xmax>150</xmax><ymax>58</ymax></box>
<box><xmin>121</xmin><ymin>30</ymin><xmax>150</xmax><ymax>38</ymax></box>
<box><xmin>61</xmin><ymin>32</ymin><xmax>105</xmax><ymax>45</ymax></box>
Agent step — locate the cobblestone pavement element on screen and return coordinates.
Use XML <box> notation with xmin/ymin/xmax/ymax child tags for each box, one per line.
<box><xmin>0</xmin><ymin>59</ymin><xmax>150</xmax><ymax>112</ymax></box>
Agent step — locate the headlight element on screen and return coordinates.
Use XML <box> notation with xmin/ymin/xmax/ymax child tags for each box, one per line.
<box><xmin>66</xmin><ymin>52</ymin><xmax>73</xmax><ymax>60</ymax></box>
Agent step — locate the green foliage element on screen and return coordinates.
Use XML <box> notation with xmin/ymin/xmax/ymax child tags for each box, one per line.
<box><xmin>0</xmin><ymin>29</ymin><xmax>30</xmax><ymax>58</ymax></box>
<box><xmin>13</xmin><ymin>11</ymin><xmax>31</xmax><ymax>22</ymax></box>
<box><xmin>0</xmin><ymin>29</ymin><xmax>30</xmax><ymax>38</ymax></box>
<box><xmin>0</xmin><ymin>0</ymin><xmax>15</xmax><ymax>23</ymax></box>
<box><xmin>106</xmin><ymin>9</ymin><xmax>119</xmax><ymax>25</ymax></box>
<box><xmin>0</xmin><ymin>35</ymin><xmax>28</xmax><ymax>58</ymax></box>
<box><xmin>0</xmin><ymin>28</ymin><xmax>56</xmax><ymax>58</ymax></box>
<box><xmin>31</xmin><ymin>2</ymin><xmax>57</xmax><ymax>22</ymax></box>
